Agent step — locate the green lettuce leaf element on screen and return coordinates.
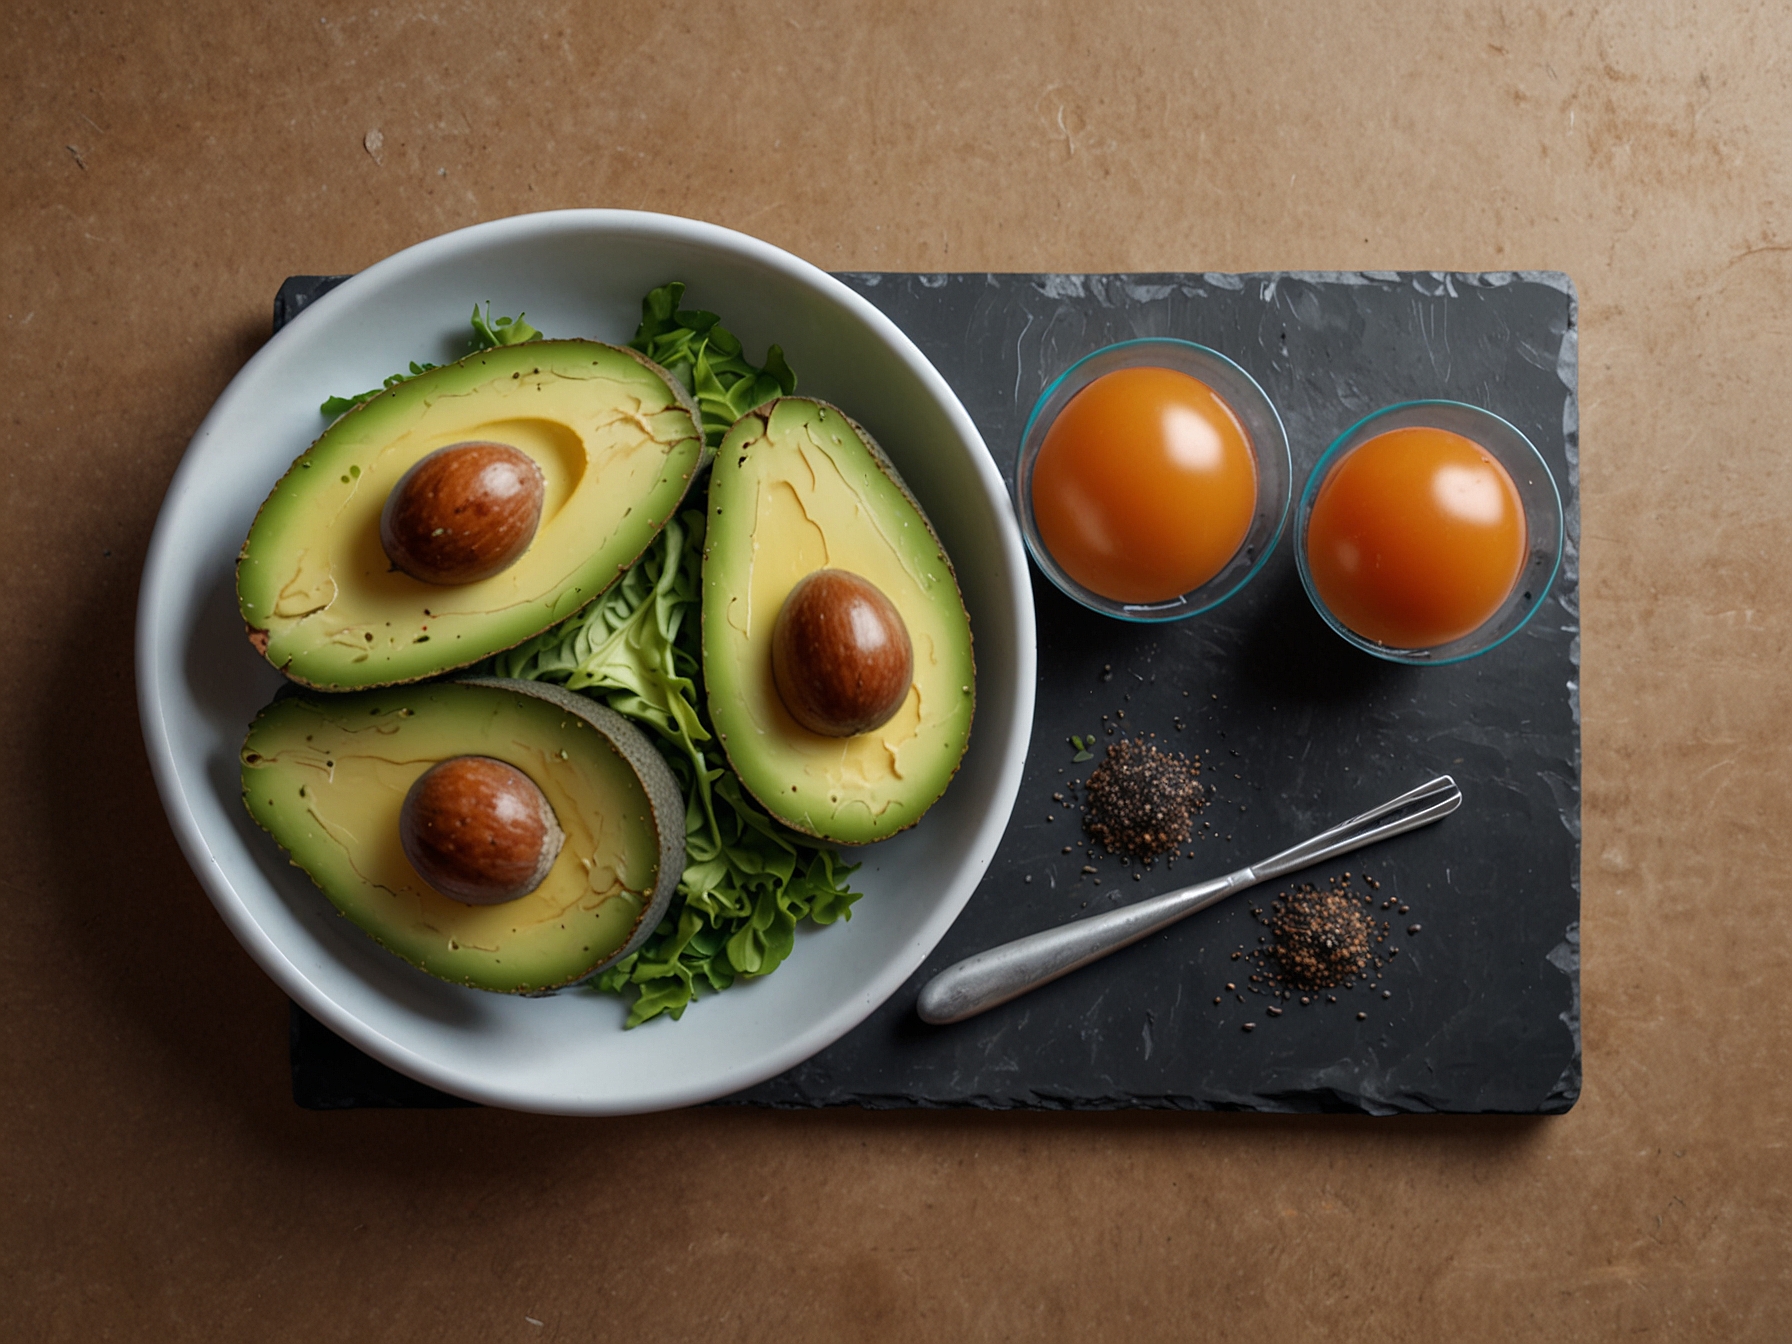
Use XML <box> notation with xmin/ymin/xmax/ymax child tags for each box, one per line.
<box><xmin>628</xmin><ymin>280</ymin><xmax>796</xmax><ymax>447</ymax></box>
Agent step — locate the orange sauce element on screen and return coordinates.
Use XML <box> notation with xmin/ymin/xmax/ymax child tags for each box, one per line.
<box><xmin>1305</xmin><ymin>426</ymin><xmax>1526</xmax><ymax>648</ymax></box>
<box><xmin>1030</xmin><ymin>366</ymin><xmax>1258</xmax><ymax>603</ymax></box>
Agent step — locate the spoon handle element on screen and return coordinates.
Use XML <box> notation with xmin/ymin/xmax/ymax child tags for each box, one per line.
<box><xmin>916</xmin><ymin>774</ymin><xmax>1462</xmax><ymax>1025</ymax></box>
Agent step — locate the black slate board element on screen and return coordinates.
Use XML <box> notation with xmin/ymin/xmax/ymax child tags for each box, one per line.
<box><xmin>277</xmin><ymin>270</ymin><xmax>1581</xmax><ymax>1115</ymax></box>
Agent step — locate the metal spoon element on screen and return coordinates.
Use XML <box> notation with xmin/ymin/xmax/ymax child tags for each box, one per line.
<box><xmin>916</xmin><ymin>774</ymin><xmax>1463</xmax><ymax>1025</ymax></box>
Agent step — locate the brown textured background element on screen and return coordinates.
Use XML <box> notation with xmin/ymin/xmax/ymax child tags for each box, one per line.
<box><xmin>4</xmin><ymin>1</ymin><xmax>1788</xmax><ymax>1337</ymax></box>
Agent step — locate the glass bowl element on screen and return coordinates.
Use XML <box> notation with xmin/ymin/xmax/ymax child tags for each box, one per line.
<box><xmin>1015</xmin><ymin>338</ymin><xmax>1292</xmax><ymax>622</ymax></box>
<box><xmin>1294</xmin><ymin>400</ymin><xmax>1563</xmax><ymax>665</ymax></box>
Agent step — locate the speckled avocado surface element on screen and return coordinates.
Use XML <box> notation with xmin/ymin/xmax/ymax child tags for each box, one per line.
<box><xmin>237</xmin><ymin>340</ymin><xmax>705</xmax><ymax>690</ymax></box>
<box><xmin>702</xmin><ymin>398</ymin><xmax>974</xmax><ymax>845</ymax></box>
<box><xmin>241</xmin><ymin>678</ymin><xmax>684</xmax><ymax>995</ymax></box>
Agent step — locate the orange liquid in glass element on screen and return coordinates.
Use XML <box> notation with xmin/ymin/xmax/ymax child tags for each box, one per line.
<box><xmin>1030</xmin><ymin>366</ymin><xmax>1258</xmax><ymax>604</ymax></box>
<box><xmin>1305</xmin><ymin>426</ymin><xmax>1527</xmax><ymax>649</ymax></box>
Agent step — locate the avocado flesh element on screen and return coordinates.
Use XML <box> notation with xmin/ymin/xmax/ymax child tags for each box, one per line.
<box><xmin>703</xmin><ymin>398</ymin><xmax>974</xmax><ymax>844</ymax></box>
<box><xmin>238</xmin><ymin>340</ymin><xmax>705</xmax><ymax>690</ymax></box>
<box><xmin>241</xmin><ymin>680</ymin><xmax>681</xmax><ymax>994</ymax></box>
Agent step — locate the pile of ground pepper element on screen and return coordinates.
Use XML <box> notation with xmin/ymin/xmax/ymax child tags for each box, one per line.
<box><xmin>1218</xmin><ymin>873</ymin><xmax>1420</xmax><ymax>1026</ymax></box>
<box><xmin>1269</xmin><ymin>881</ymin><xmax>1376</xmax><ymax>988</ymax></box>
<box><xmin>1081</xmin><ymin>736</ymin><xmax>1205</xmax><ymax>863</ymax></box>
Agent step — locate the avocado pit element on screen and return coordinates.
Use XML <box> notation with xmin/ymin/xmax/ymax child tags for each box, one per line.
<box><xmin>771</xmin><ymin>568</ymin><xmax>914</xmax><ymax>738</ymax></box>
<box><xmin>398</xmin><ymin>755</ymin><xmax>564</xmax><ymax>905</ymax></box>
<box><xmin>380</xmin><ymin>441</ymin><xmax>545</xmax><ymax>585</ymax></box>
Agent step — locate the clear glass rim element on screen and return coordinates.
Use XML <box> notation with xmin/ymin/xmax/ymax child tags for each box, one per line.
<box><xmin>1015</xmin><ymin>337</ymin><xmax>1293</xmax><ymax>623</ymax></box>
<box><xmin>1293</xmin><ymin>399</ymin><xmax>1565</xmax><ymax>665</ymax></box>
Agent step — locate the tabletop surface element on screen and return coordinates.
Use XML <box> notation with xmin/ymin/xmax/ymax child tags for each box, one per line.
<box><xmin>4</xmin><ymin>2</ymin><xmax>1788</xmax><ymax>1338</ymax></box>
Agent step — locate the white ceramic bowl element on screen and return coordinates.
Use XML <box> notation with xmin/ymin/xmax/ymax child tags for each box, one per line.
<box><xmin>137</xmin><ymin>210</ymin><xmax>1036</xmax><ymax>1114</ymax></box>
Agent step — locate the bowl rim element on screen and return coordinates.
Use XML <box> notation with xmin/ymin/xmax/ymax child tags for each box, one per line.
<box><xmin>134</xmin><ymin>208</ymin><xmax>1037</xmax><ymax>1113</ymax></box>
<box><xmin>1293</xmin><ymin>397</ymin><xmax>1564</xmax><ymax>665</ymax></box>
<box><xmin>1014</xmin><ymin>336</ymin><xmax>1292</xmax><ymax>623</ymax></box>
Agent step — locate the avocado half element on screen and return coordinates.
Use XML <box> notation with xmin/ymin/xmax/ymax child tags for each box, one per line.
<box><xmin>238</xmin><ymin>340</ymin><xmax>706</xmax><ymax>690</ymax></box>
<box><xmin>240</xmin><ymin>678</ymin><xmax>685</xmax><ymax>995</ymax></box>
<box><xmin>702</xmin><ymin>398</ymin><xmax>974</xmax><ymax>845</ymax></box>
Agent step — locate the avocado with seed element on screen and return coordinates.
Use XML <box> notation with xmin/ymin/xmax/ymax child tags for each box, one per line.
<box><xmin>238</xmin><ymin>340</ymin><xmax>705</xmax><ymax>690</ymax></box>
<box><xmin>703</xmin><ymin>398</ymin><xmax>974</xmax><ymax>845</ymax></box>
<box><xmin>240</xmin><ymin>678</ymin><xmax>685</xmax><ymax>995</ymax></box>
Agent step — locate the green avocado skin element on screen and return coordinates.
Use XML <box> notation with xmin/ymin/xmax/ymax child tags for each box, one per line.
<box><xmin>238</xmin><ymin>340</ymin><xmax>705</xmax><ymax>691</ymax></box>
<box><xmin>240</xmin><ymin>680</ymin><xmax>683</xmax><ymax>995</ymax></box>
<box><xmin>703</xmin><ymin>398</ymin><xmax>974</xmax><ymax>845</ymax></box>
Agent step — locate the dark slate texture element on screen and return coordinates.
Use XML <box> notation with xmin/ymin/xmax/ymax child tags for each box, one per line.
<box><xmin>290</xmin><ymin>1002</ymin><xmax>475</xmax><ymax>1110</ymax></box>
<box><xmin>275</xmin><ymin>270</ymin><xmax>1581</xmax><ymax>1115</ymax></box>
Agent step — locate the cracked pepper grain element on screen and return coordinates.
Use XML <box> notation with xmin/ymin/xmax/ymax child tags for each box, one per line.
<box><xmin>1081</xmin><ymin>737</ymin><xmax>1205</xmax><ymax>862</ymax></box>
